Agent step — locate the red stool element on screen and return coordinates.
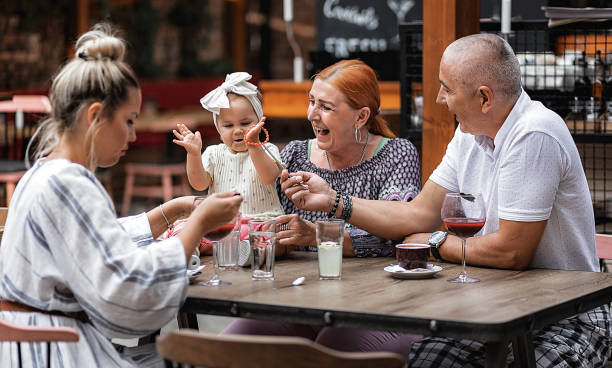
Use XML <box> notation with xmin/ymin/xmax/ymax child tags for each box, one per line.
<box><xmin>121</xmin><ymin>163</ymin><xmax>191</xmax><ymax>216</ymax></box>
<box><xmin>0</xmin><ymin>95</ymin><xmax>51</xmax><ymax>206</ymax></box>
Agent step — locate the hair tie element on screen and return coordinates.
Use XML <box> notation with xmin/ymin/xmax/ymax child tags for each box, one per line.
<box><xmin>78</xmin><ymin>51</ymin><xmax>87</xmax><ymax>60</ymax></box>
<box><xmin>245</xmin><ymin>126</ymin><xmax>269</xmax><ymax>146</ymax></box>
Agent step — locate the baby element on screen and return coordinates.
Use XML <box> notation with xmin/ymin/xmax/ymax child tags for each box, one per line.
<box><xmin>173</xmin><ymin>72</ymin><xmax>284</xmax><ymax>260</ymax></box>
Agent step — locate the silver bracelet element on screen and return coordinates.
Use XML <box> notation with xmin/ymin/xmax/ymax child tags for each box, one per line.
<box><xmin>160</xmin><ymin>204</ymin><xmax>173</xmax><ymax>230</ymax></box>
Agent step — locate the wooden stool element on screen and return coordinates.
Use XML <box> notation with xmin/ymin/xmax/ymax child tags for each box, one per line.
<box><xmin>0</xmin><ymin>170</ymin><xmax>26</xmax><ymax>206</ymax></box>
<box><xmin>121</xmin><ymin>163</ymin><xmax>191</xmax><ymax>216</ymax></box>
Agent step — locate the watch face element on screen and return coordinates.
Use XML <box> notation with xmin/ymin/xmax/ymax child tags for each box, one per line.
<box><xmin>429</xmin><ymin>231</ymin><xmax>447</xmax><ymax>247</ymax></box>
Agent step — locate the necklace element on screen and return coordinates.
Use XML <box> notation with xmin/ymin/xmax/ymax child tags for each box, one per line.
<box><xmin>325</xmin><ymin>132</ymin><xmax>369</xmax><ymax>169</ymax></box>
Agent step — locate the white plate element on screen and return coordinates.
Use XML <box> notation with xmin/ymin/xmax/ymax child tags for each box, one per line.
<box><xmin>384</xmin><ymin>264</ymin><xmax>443</xmax><ymax>279</ymax></box>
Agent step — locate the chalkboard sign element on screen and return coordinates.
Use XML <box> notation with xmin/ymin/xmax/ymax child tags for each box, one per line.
<box><xmin>316</xmin><ymin>0</ymin><xmax>422</xmax><ymax>58</ymax></box>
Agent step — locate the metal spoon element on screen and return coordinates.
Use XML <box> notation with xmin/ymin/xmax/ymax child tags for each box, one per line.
<box><xmin>291</xmin><ymin>276</ymin><xmax>305</xmax><ymax>286</ymax></box>
<box><xmin>275</xmin><ymin>276</ymin><xmax>305</xmax><ymax>289</ymax></box>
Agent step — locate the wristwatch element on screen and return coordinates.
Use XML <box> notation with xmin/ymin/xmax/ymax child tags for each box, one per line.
<box><xmin>428</xmin><ymin>231</ymin><xmax>447</xmax><ymax>261</ymax></box>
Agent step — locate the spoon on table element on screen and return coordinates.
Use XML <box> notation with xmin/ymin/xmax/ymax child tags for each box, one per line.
<box><xmin>274</xmin><ymin>276</ymin><xmax>305</xmax><ymax>289</ymax></box>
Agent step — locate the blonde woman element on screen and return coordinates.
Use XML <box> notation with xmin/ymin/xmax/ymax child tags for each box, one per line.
<box><xmin>0</xmin><ymin>23</ymin><xmax>242</xmax><ymax>367</ymax></box>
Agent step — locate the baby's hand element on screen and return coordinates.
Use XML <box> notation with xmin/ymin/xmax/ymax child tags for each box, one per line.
<box><xmin>245</xmin><ymin>117</ymin><xmax>266</xmax><ymax>145</ymax></box>
<box><xmin>173</xmin><ymin>123</ymin><xmax>202</xmax><ymax>155</ymax></box>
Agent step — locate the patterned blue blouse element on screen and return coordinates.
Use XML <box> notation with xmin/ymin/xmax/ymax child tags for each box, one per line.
<box><xmin>277</xmin><ymin>138</ymin><xmax>421</xmax><ymax>257</ymax></box>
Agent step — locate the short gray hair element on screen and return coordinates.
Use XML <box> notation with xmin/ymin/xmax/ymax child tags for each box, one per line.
<box><xmin>29</xmin><ymin>23</ymin><xmax>139</xmax><ymax>169</ymax></box>
<box><xmin>445</xmin><ymin>33</ymin><xmax>521</xmax><ymax>100</ymax></box>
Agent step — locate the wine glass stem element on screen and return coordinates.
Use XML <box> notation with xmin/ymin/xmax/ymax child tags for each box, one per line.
<box><xmin>460</xmin><ymin>237</ymin><xmax>467</xmax><ymax>279</ymax></box>
<box><xmin>212</xmin><ymin>241</ymin><xmax>219</xmax><ymax>279</ymax></box>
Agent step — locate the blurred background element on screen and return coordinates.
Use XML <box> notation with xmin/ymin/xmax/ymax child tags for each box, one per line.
<box><xmin>3</xmin><ymin>0</ymin><xmax>612</xmax><ymax>235</ymax></box>
<box><xmin>1</xmin><ymin>0</ymin><xmax>551</xmax><ymax>90</ymax></box>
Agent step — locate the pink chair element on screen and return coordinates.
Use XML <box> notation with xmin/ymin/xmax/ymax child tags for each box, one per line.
<box><xmin>121</xmin><ymin>162</ymin><xmax>191</xmax><ymax>216</ymax></box>
<box><xmin>0</xmin><ymin>95</ymin><xmax>51</xmax><ymax>206</ymax></box>
<box><xmin>596</xmin><ymin>233</ymin><xmax>612</xmax><ymax>272</ymax></box>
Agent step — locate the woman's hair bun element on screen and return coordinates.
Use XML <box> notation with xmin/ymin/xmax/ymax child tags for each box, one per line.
<box><xmin>74</xmin><ymin>23</ymin><xmax>126</xmax><ymax>62</ymax></box>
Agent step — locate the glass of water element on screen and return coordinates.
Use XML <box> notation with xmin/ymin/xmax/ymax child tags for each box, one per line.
<box><xmin>248</xmin><ymin>219</ymin><xmax>276</xmax><ymax>280</ymax></box>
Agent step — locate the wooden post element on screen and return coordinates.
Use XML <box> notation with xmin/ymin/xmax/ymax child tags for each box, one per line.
<box><xmin>229</xmin><ymin>0</ymin><xmax>247</xmax><ymax>71</ymax></box>
<box><xmin>77</xmin><ymin>0</ymin><xmax>89</xmax><ymax>36</ymax></box>
<box><xmin>421</xmin><ymin>0</ymin><xmax>480</xmax><ymax>185</ymax></box>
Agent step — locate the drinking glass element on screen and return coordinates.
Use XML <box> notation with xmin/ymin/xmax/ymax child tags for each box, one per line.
<box><xmin>441</xmin><ymin>193</ymin><xmax>486</xmax><ymax>283</ymax></box>
<box><xmin>248</xmin><ymin>219</ymin><xmax>276</xmax><ymax>280</ymax></box>
<box><xmin>315</xmin><ymin>219</ymin><xmax>344</xmax><ymax>280</ymax></box>
<box><xmin>193</xmin><ymin>196</ymin><xmax>241</xmax><ymax>286</ymax></box>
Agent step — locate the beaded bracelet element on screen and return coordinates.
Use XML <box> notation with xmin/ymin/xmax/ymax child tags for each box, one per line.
<box><xmin>244</xmin><ymin>125</ymin><xmax>270</xmax><ymax>146</ymax></box>
<box><xmin>160</xmin><ymin>204</ymin><xmax>173</xmax><ymax>231</ymax></box>
<box><xmin>328</xmin><ymin>190</ymin><xmax>341</xmax><ymax>218</ymax></box>
<box><xmin>341</xmin><ymin>193</ymin><xmax>353</xmax><ymax>220</ymax></box>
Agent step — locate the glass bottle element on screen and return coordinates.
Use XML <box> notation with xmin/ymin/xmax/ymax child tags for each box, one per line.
<box><xmin>603</xmin><ymin>52</ymin><xmax>612</xmax><ymax>102</ymax></box>
<box><xmin>565</xmin><ymin>97</ymin><xmax>584</xmax><ymax>133</ymax></box>
<box><xmin>605</xmin><ymin>100</ymin><xmax>612</xmax><ymax>134</ymax></box>
<box><xmin>585</xmin><ymin>96</ymin><xmax>601</xmax><ymax>133</ymax></box>
<box><xmin>592</xmin><ymin>50</ymin><xmax>605</xmax><ymax>101</ymax></box>
<box><xmin>574</xmin><ymin>51</ymin><xmax>592</xmax><ymax>98</ymax></box>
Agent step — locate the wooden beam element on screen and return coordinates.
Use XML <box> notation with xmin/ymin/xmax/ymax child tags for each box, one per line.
<box><xmin>77</xmin><ymin>0</ymin><xmax>89</xmax><ymax>35</ymax></box>
<box><xmin>259</xmin><ymin>80</ymin><xmax>400</xmax><ymax>119</ymax></box>
<box><xmin>421</xmin><ymin>0</ymin><xmax>480</xmax><ymax>186</ymax></box>
<box><xmin>229</xmin><ymin>0</ymin><xmax>247</xmax><ymax>71</ymax></box>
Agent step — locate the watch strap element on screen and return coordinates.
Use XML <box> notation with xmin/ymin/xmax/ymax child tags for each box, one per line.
<box><xmin>428</xmin><ymin>231</ymin><xmax>447</xmax><ymax>261</ymax></box>
<box><xmin>430</xmin><ymin>243</ymin><xmax>442</xmax><ymax>261</ymax></box>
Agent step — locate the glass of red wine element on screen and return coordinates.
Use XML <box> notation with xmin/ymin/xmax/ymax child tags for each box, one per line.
<box><xmin>193</xmin><ymin>196</ymin><xmax>241</xmax><ymax>286</ymax></box>
<box><xmin>441</xmin><ymin>192</ymin><xmax>486</xmax><ymax>283</ymax></box>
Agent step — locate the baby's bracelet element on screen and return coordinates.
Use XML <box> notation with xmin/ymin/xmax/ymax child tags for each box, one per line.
<box><xmin>245</xmin><ymin>126</ymin><xmax>270</xmax><ymax>146</ymax></box>
<box><xmin>160</xmin><ymin>204</ymin><xmax>173</xmax><ymax>230</ymax></box>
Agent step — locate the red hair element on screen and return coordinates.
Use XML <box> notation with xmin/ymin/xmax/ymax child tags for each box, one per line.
<box><xmin>314</xmin><ymin>59</ymin><xmax>396</xmax><ymax>138</ymax></box>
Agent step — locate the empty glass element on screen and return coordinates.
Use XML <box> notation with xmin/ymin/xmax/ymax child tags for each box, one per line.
<box><xmin>249</xmin><ymin>219</ymin><xmax>276</xmax><ymax>280</ymax></box>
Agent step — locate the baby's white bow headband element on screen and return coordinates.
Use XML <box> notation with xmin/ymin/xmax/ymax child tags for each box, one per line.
<box><xmin>200</xmin><ymin>72</ymin><xmax>263</xmax><ymax>131</ymax></box>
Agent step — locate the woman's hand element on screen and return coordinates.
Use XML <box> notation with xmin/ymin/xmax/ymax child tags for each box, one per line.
<box><xmin>275</xmin><ymin>214</ymin><xmax>316</xmax><ymax>247</ymax></box>
<box><xmin>191</xmin><ymin>192</ymin><xmax>242</xmax><ymax>232</ymax></box>
<box><xmin>280</xmin><ymin>170</ymin><xmax>333</xmax><ymax>212</ymax></box>
<box><xmin>178</xmin><ymin>192</ymin><xmax>243</xmax><ymax>261</ymax></box>
<box><xmin>172</xmin><ymin>123</ymin><xmax>202</xmax><ymax>156</ymax></box>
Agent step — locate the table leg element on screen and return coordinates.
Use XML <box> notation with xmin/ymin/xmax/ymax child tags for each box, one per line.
<box><xmin>512</xmin><ymin>333</ymin><xmax>536</xmax><ymax>368</ymax></box>
<box><xmin>177</xmin><ymin>312</ymin><xmax>199</xmax><ymax>329</ymax></box>
<box><xmin>485</xmin><ymin>341</ymin><xmax>507</xmax><ymax>368</ymax></box>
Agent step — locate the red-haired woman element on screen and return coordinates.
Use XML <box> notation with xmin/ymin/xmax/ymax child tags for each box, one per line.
<box><xmin>223</xmin><ymin>59</ymin><xmax>421</xmax><ymax>358</ymax></box>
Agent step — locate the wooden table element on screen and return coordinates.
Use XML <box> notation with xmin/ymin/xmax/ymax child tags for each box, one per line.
<box><xmin>134</xmin><ymin>106</ymin><xmax>214</xmax><ymax>133</ymax></box>
<box><xmin>181</xmin><ymin>252</ymin><xmax>612</xmax><ymax>367</ymax></box>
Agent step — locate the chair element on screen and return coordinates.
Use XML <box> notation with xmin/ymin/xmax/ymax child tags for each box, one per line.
<box><xmin>0</xmin><ymin>317</ymin><xmax>79</xmax><ymax>368</ymax></box>
<box><xmin>596</xmin><ymin>233</ymin><xmax>612</xmax><ymax>272</ymax></box>
<box><xmin>0</xmin><ymin>206</ymin><xmax>7</xmax><ymax>244</ymax></box>
<box><xmin>121</xmin><ymin>162</ymin><xmax>191</xmax><ymax>216</ymax></box>
<box><xmin>0</xmin><ymin>95</ymin><xmax>51</xmax><ymax>206</ymax></box>
<box><xmin>156</xmin><ymin>329</ymin><xmax>406</xmax><ymax>368</ymax></box>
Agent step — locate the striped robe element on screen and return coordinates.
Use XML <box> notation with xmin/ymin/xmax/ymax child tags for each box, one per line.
<box><xmin>0</xmin><ymin>159</ymin><xmax>188</xmax><ymax>367</ymax></box>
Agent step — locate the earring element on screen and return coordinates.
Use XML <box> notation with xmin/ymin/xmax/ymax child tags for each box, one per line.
<box><xmin>354</xmin><ymin>128</ymin><xmax>362</xmax><ymax>143</ymax></box>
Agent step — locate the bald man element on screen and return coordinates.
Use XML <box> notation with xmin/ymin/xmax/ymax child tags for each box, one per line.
<box><xmin>281</xmin><ymin>34</ymin><xmax>610</xmax><ymax>366</ymax></box>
